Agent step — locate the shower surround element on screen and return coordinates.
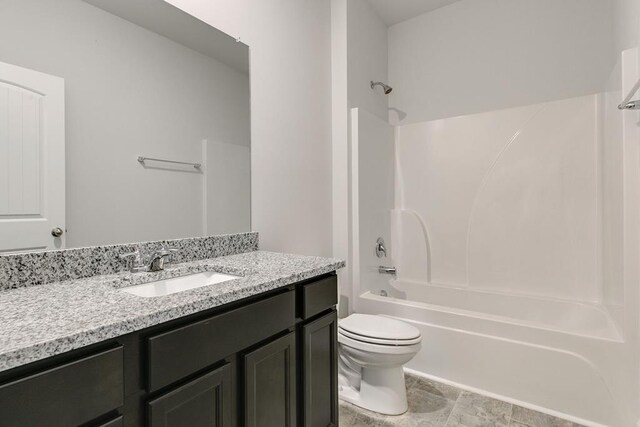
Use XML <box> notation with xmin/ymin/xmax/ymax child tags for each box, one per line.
<box><xmin>350</xmin><ymin>49</ymin><xmax>640</xmax><ymax>427</ymax></box>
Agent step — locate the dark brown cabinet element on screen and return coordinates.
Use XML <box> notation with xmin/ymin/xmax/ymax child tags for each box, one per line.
<box><xmin>0</xmin><ymin>273</ymin><xmax>338</xmax><ymax>427</ymax></box>
<box><xmin>0</xmin><ymin>346</ymin><xmax>123</xmax><ymax>427</ymax></box>
<box><xmin>148</xmin><ymin>363</ymin><xmax>233</xmax><ymax>427</ymax></box>
<box><xmin>301</xmin><ymin>311</ymin><xmax>339</xmax><ymax>427</ymax></box>
<box><xmin>244</xmin><ymin>332</ymin><xmax>297</xmax><ymax>427</ymax></box>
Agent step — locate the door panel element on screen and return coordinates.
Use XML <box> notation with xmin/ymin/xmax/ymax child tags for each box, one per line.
<box><xmin>148</xmin><ymin>363</ymin><xmax>233</xmax><ymax>427</ymax></box>
<box><xmin>302</xmin><ymin>311</ymin><xmax>338</xmax><ymax>427</ymax></box>
<box><xmin>0</xmin><ymin>61</ymin><xmax>64</xmax><ymax>252</ymax></box>
<box><xmin>0</xmin><ymin>85</ymin><xmax>41</xmax><ymax>215</ymax></box>
<box><xmin>244</xmin><ymin>332</ymin><xmax>296</xmax><ymax>427</ymax></box>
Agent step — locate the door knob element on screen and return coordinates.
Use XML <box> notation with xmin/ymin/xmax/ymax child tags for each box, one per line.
<box><xmin>51</xmin><ymin>227</ymin><xmax>64</xmax><ymax>237</ymax></box>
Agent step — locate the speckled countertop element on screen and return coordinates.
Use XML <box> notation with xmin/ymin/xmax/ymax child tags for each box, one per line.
<box><xmin>0</xmin><ymin>251</ymin><xmax>345</xmax><ymax>373</ymax></box>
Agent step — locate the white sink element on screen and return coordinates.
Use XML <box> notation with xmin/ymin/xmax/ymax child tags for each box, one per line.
<box><xmin>121</xmin><ymin>271</ymin><xmax>240</xmax><ymax>298</ymax></box>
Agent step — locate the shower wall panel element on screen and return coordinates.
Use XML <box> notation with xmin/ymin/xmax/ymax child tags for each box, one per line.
<box><xmin>395</xmin><ymin>95</ymin><xmax>602</xmax><ymax>302</ymax></box>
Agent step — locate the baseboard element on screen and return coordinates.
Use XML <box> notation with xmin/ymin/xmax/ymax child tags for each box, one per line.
<box><xmin>403</xmin><ymin>367</ymin><xmax>607</xmax><ymax>427</ymax></box>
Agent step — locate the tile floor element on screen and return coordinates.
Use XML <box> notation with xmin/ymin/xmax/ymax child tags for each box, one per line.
<box><xmin>339</xmin><ymin>373</ymin><xmax>585</xmax><ymax>427</ymax></box>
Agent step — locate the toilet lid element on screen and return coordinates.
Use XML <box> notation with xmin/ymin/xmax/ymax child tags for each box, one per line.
<box><xmin>339</xmin><ymin>314</ymin><xmax>421</xmax><ymax>341</ymax></box>
<box><xmin>338</xmin><ymin>328</ymin><xmax>422</xmax><ymax>346</ymax></box>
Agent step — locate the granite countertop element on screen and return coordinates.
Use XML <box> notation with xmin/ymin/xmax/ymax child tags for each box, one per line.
<box><xmin>0</xmin><ymin>251</ymin><xmax>345</xmax><ymax>373</ymax></box>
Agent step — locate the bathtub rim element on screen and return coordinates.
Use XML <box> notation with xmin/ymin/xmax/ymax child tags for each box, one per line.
<box><xmin>360</xmin><ymin>290</ymin><xmax>623</xmax><ymax>343</ymax></box>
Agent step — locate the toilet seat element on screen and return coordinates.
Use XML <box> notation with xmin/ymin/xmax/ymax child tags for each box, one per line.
<box><xmin>338</xmin><ymin>313</ymin><xmax>422</xmax><ymax>349</ymax></box>
<box><xmin>338</xmin><ymin>332</ymin><xmax>421</xmax><ymax>355</ymax></box>
<box><xmin>338</xmin><ymin>327</ymin><xmax>422</xmax><ymax>346</ymax></box>
<box><xmin>339</xmin><ymin>314</ymin><xmax>421</xmax><ymax>342</ymax></box>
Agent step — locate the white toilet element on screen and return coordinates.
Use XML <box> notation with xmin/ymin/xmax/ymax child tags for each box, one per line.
<box><xmin>338</xmin><ymin>313</ymin><xmax>422</xmax><ymax>415</ymax></box>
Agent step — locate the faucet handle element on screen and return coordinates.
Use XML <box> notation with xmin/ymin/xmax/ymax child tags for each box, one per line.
<box><xmin>119</xmin><ymin>250</ymin><xmax>140</xmax><ymax>260</ymax></box>
<box><xmin>155</xmin><ymin>245</ymin><xmax>178</xmax><ymax>254</ymax></box>
<box><xmin>120</xmin><ymin>250</ymin><xmax>143</xmax><ymax>272</ymax></box>
<box><xmin>148</xmin><ymin>246</ymin><xmax>179</xmax><ymax>271</ymax></box>
<box><xmin>162</xmin><ymin>247</ymin><xmax>179</xmax><ymax>268</ymax></box>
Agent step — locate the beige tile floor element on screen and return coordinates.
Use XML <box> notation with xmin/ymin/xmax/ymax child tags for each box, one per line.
<box><xmin>339</xmin><ymin>373</ymin><xmax>585</xmax><ymax>427</ymax></box>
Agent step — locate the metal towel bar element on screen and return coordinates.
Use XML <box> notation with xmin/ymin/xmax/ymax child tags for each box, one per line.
<box><xmin>137</xmin><ymin>156</ymin><xmax>201</xmax><ymax>169</ymax></box>
<box><xmin>618</xmin><ymin>77</ymin><xmax>640</xmax><ymax>110</ymax></box>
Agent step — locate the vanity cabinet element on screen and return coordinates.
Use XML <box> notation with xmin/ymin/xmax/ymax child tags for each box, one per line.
<box><xmin>0</xmin><ymin>273</ymin><xmax>338</xmax><ymax>427</ymax></box>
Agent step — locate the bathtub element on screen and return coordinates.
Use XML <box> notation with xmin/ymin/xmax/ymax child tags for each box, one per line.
<box><xmin>354</xmin><ymin>280</ymin><xmax>630</xmax><ymax>427</ymax></box>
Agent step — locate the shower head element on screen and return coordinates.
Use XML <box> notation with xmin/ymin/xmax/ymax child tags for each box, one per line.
<box><xmin>371</xmin><ymin>81</ymin><xmax>393</xmax><ymax>94</ymax></box>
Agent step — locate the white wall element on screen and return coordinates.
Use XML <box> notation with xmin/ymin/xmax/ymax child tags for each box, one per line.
<box><xmin>0</xmin><ymin>0</ymin><xmax>251</xmax><ymax>248</ymax></box>
<box><xmin>347</xmin><ymin>0</ymin><xmax>389</xmax><ymax>121</ymax></box>
<box><xmin>166</xmin><ymin>0</ymin><xmax>333</xmax><ymax>257</ymax></box>
<box><xmin>331</xmin><ymin>0</ymin><xmax>352</xmax><ymax>317</ymax></box>
<box><xmin>388</xmin><ymin>0</ymin><xmax>613</xmax><ymax>125</ymax></box>
<box><xmin>351</xmin><ymin>108</ymin><xmax>394</xmax><ymax>305</ymax></box>
<box><xmin>331</xmin><ymin>0</ymin><xmax>389</xmax><ymax>315</ymax></box>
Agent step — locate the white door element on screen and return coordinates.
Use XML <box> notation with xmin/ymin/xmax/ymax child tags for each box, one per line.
<box><xmin>0</xmin><ymin>61</ymin><xmax>65</xmax><ymax>252</ymax></box>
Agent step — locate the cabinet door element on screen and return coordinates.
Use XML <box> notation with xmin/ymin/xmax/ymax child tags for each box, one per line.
<box><xmin>244</xmin><ymin>332</ymin><xmax>296</xmax><ymax>427</ymax></box>
<box><xmin>148</xmin><ymin>363</ymin><xmax>232</xmax><ymax>427</ymax></box>
<box><xmin>302</xmin><ymin>311</ymin><xmax>338</xmax><ymax>427</ymax></box>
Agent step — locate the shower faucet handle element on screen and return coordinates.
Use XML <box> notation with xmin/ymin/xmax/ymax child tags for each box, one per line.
<box><xmin>375</xmin><ymin>237</ymin><xmax>387</xmax><ymax>258</ymax></box>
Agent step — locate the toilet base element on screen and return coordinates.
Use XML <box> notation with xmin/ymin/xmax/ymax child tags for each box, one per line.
<box><xmin>338</xmin><ymin>365</ymin><xmax>408</xmax><ymax>415</ymax></box>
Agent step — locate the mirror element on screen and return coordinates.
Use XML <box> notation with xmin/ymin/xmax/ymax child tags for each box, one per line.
<box><xmin>0</xmin><ymin>0</ymin><xmax>251</xmax><ymax>253</ymax></box>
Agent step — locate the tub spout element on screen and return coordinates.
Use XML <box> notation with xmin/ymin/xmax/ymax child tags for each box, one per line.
<box><xmin>379</xmin><ymin>266</ymin><xmax>397</xmax><ymax>275</ymax></box>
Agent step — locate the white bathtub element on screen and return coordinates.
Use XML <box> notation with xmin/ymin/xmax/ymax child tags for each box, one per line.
<box><xmin>354</xmin><ymin>281</ymin><xmax>630</xmax><ymax>426</ymax></box>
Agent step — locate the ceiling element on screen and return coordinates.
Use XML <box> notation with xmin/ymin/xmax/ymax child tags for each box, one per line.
<box><xmin>367</xmin><ymin>0</ymin><xmax>463</xmax><ymax>26</ymax></box>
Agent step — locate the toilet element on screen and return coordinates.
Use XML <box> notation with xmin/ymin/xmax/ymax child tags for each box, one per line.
<box><xmin>338</xmin><ymin>313</ymin><xmax>422</xmax><ymax>415</ymax></box>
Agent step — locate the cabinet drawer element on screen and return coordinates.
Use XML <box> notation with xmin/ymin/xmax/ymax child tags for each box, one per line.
<box><xmin>148</xmin><ymin>290</ymin><xmax>295</xmax><ymax>392</ymax></box>
<box><xmin>298</xmin><ymin>275</ymin><xmax>337</xmax><ymax>319</ymax></box>
<box><xmin>0</xmin><ymin>346</ymin><xmax>124</xmax><ymax>427</ymax></box>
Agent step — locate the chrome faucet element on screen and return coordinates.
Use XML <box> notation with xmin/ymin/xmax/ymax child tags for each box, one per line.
<box><xmin>148</xmin><ymin>248</ymin><xmax>177</xmax><ymax>272</ymax></box>
<box><xmin>120</xmin><ymin>246</ymin><xmax>178</xmax><ymax>273</ymax></box>
<box><xmin>378</xmin><ymin>266</ymin><xmax>397</xmax><ymax>275</ymax></box>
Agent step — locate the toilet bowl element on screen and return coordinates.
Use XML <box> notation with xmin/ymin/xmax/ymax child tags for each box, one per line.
<box><xmin>338</xmin><ymin>314</ymin><xmax>422</xmax><ymax>415</ymax></box>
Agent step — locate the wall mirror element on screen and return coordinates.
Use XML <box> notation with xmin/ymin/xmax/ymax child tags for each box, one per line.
<box><xmin>0</xmin><ymin>0</ymin><xmax>251</xmax><ymax>253</ymax></box>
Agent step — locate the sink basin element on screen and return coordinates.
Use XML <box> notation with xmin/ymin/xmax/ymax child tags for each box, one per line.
<box><xmin>121</xmin><ymin>271</ymin><xmax>240</xmax><ymax>297</ymax></box>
